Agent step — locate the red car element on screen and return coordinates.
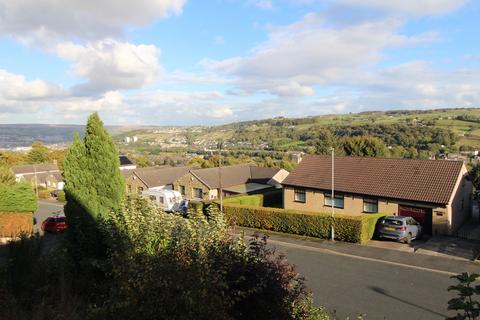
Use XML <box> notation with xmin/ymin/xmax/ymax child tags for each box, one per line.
<box><xmin>41</xmin><ymin>215</ymin><xmax>67</xmax><ymax>233</ymax></box>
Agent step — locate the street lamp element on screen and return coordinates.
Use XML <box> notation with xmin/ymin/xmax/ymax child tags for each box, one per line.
<box><xmin>330</xmin><ymin>147</ymin><xmax>335</xmax><ymax>241</ymax></box>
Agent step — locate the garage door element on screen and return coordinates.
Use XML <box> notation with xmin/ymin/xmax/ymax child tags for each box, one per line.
<box><xmin>398</xmin><ymin>205</ymin><xmax>433</xmax><ymax>235</ymax></box>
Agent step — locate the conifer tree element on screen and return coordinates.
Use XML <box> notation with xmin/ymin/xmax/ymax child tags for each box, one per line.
<box><xmin>63</xmin><ymin>113</ymin><xmax>125</xmax><ymax>259</ymax></box>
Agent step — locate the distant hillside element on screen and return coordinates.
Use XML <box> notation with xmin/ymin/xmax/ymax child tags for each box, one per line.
<box><xmin>117</xmin><ymin>107</ymin><xmax>480</xmax><ymax>154</ymax></box>
<box><xmin>0</xmin><ymin>124</ymin><xmax>143</xmax><ymax>148</ymax></box>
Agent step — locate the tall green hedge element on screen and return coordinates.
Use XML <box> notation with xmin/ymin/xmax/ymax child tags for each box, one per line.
<box><xmin>0</xmin><ymin>182</ymin><xmax>38</xmax><ymax>212</ymax></box>
<box><xmin>224</xmin><ymin>204</ymin><xmax>385</xmax><ymax>243</ymax></box>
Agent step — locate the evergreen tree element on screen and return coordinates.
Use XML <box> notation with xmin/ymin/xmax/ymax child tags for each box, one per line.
<box><xmin>63</xmin><ymin>113</ymin><xmax>125</xmax><ymax>260</ymax></box>
<box><xmin>83</xmin><ymin>113</ymin><xmax>125</xmax><ymax>218</ymax></box>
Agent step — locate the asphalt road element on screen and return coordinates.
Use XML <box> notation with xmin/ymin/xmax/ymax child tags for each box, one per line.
<box><xmin>242</xmin><ymin>232</ymin><xmax>480</xmax><ymax>320</ymax></box>
<box><xmin>34</xmin><ymin>200</ymin><xmax>64</xmax><ymax>234</ymax></box>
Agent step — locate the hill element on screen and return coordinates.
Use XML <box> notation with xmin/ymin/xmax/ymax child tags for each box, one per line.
<box><xmin>116</xmin><ymin>108</ymin><xmax>480</xmax><ymax>155</ymax></box>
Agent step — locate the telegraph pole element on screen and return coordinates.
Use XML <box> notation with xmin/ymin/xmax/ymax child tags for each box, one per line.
<box><xmin>330</xmin><ymin>147</ymin><xmax>335</xmax><ymax>241</ymax></box>
<box><xmin>218</xmin><ymin>141</ymin><xmax>223</xmax><ymax>213</ymax></box>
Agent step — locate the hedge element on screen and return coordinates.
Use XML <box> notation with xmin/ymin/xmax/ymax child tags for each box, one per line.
<box><xmin>0</xmin><ymin>212</ymin><xmax>33</xmax><ymax>237</ymax></box>
<box><xmin>57</xmin><ymin>191</ymin><xmax>66</xmax><ymax>202</ymax></box>
<box><xmin>224</xmin><ymin>204</ymin><xmax>385</xmax><ymax>244</ymax></box>
<box><xmin>0</xmin><ymin>182</ymin><xmax>38</xmax><ymax>212</ymax></box>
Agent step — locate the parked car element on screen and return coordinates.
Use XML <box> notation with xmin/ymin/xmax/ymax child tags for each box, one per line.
<box><xmin>50</xmin><ymin>190</ymin><xmax>61</xmax><ymax>198</ymax></box>
<box><xmin>41</xmin><ymin>215</ymin><xmax>67</xmax><ymax>233</ymax></box>
<box><xmin>377</xmin><ymin>216</ymin><xmax>422</xmax><ymax>244</ymax></box>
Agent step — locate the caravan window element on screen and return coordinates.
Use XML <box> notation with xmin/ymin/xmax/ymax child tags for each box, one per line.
<box><xmin>159</xmin><ymin>196</ymin><xmax>164</xmax><ymax>204</ymax></box>
<box><xmin>149</xmin><ymin>195</ymin><xmax>156</xmax><ymax>201</ymax></box>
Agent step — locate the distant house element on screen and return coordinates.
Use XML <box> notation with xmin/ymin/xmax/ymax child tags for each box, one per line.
<box><xmin>119</xmin><ymin>155</ymin><xmax>136</xmax><ymax>170</ymax></box>
<box><xmin>282</xmin><ymin>155</ymin><xmax>472</xmax><ymax>236</ymax></box>
<box><xmin>123</xmin><ymin>166</ymin><xmax>190</xmax><ymax>194</ymax></box>
<box><xmin>11</xmin><ymin>163</ymin><xmax>64</xmax><ymax>190</ymax></box>
<box><xmin>174</xmin><ymin>164</ymin><xmax>289</xmax><ymax>201</ymax></box>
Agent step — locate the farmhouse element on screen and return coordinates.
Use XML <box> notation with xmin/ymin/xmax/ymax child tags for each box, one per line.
<box><xmin>282</xmin><ymin>155</ymin><xmax>472</xmax><ymax>236</ymax></box>
<box><xmin>174</xmin><ymin>164</ymin><xmax>289</xmax><ymax>201</ymax></box>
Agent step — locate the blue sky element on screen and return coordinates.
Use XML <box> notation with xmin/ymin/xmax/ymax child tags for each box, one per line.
<box><xmin>0</xmin><ymin>0</ymin><xmax>479</xmax><ymax>125</ymax></box>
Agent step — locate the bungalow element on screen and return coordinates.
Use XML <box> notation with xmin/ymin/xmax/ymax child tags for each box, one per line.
<box><xmin>282</xmin><ymin>155</ymin><xmax>472</xmax><ymax>236</ymax></box>
<box><xmin>11</xmin><ymin>163</ymin><xmax>64</xmax><ymax>190</ymax></box>
<box><xmin>174</xmin><ymin>164</ymin><xmax>289</xmax><ymax>201</ymax></box>
<box><xmin>123</xmin><ymin>166</ymin><xmax>190</xmax><ymax>194</ymax></box>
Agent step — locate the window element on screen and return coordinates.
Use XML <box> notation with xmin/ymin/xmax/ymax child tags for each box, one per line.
<box><xmin>294</xmin><ymin>188</ymin><xmax>306</xmax><ymax>203</ymax></box>
<box><xmin>137</xmin><ymin>186</ymin><xmax>144</xmax><ymax>194</ymax></box>
<box><xmin>324</xmin><ymin>193</ymin><xmax>344</xmax><ymax>209</ymax></box>
<box><xmin>193</xmin><ymin>188</ymin><xmax>203</xmax><ymax>199</ymax></box>
<box><xmin>166</xmin><ymin>184</ymin><xmax>174</xmax><ymax>190</ymax></box>
<box><xmin>180</xmin><ymin>185</ymin><xmax>186</xmax><ymax>195</ymax></box>
<box><xmin>159</xmin><ymin>196</ymin><xmax>164</xmax><ymax>204</ymax></box>
<box><xmin>127</xmin><ymin>184</ymin><xmax>132</xmax><ymax>193</ymax></box>
<box><xmin>149</xmin><ymin>195</ymin><xmax>156</xmax><ymax>201</ymax></box>
<box><xmin>363</xmin><ymin>198</ymin><xmax>378</xmax><ymax>213</ymax></box>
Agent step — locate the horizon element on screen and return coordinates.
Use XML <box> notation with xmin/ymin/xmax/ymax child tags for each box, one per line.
<box><xmin>1</xmin><ymin>1</ymin><xmax>479</xmax><ymax>126</ymax></box>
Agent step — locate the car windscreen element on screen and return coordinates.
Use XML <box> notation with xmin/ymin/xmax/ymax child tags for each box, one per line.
<box><xmin>55</xmin><ymin>217</ymin><xmax>66</xmax><ymax>222</ymax></box>
<box><xmin>382</xmin><ymin>219</ymin><xmax>403</xmax><ymax>226</ymax></box>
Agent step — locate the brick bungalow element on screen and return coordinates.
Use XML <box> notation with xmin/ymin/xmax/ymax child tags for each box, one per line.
<box><xmin>282</xmin><ymin>155</ymin><xmax>472</xmax><ymax>236</ymax></box>
<box><xmin>123</xmin><ymin>166</ymin><xmax>190</xmax><ymax>194</ymax></box>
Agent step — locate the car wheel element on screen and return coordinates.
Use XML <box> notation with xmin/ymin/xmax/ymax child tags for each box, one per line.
<box><xmin>404</xmin><ymin>233</ymin><xmax>412</xmax><ymax>244</ymax></box>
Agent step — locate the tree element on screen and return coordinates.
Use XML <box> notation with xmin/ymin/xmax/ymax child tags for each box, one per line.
<box><xmin>469</xmin><ymin>163</ymin><xmax>480</xmax><ymax>191</ymax></box>
<box><xmin>0</xmin><ymin>166</ymin><xmax>15</xmax><ymax>185</ymax></box>
<box><xmin>27</xmin><ymin>141</ymin><xmax>50</xmax><ymax>163</ymax></box>
<box><xmin>447</xmin><ymin>273</ymin><xmax>480</xmax><ymax>320</ymax></box>
<box><xmin>133</xmin><ymin>155</ymin><xmax>151</xmax><ymax>168</ymax></box>
<box><xmin>63</xmin><ymin>113</ymin><xmax>125</xmax><ymax>259</ymax></box>
<box><xmin>341</xmin><ymin>136</ymin><xmax>389</xmax><ymax>157</ymax></box>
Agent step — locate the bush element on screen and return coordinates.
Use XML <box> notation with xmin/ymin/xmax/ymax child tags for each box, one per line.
<box><xmin>57</xmin><ymin>191</ymin><xmax>66</xmax><ymax>202</ymax></box>
<box><xmin>224</xmin><ymin>204</ymin><xmax>385</xmax><ymax>243</ymax></box>
<box><xmin>0</xmin><ymin>212</ymin><xmax>33</xmax><ymax>237</ymax></box>
<box><xmin>37</xmin><ymin>189</ymin><xmax>51</xmax><ymax>199</ymax></box>
<box><xmin>0</xmin><ymin>182</ymin><xmax>37</xmax><ymax>212</ymax></box>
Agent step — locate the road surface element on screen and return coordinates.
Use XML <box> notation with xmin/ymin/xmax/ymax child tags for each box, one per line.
<box><xmin>242</xmin><ymin>232</ymin><xmax>479</xmax><ymax>320</ymax></box>
<box><xmin>35</xmin><ymin>200</ymin><xmax>64</xmax><ymax>234</ymax></box>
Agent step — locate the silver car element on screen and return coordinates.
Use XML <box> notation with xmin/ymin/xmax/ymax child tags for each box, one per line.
<box><xmin>377</xmin><ymin>216</ymin><xmax>422</xmax><ymax>244</ymax></box>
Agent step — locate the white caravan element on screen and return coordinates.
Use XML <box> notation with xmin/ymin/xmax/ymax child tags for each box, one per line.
<box><xmin>142</xmin><ymin>189</ymin><xmax>183</xmax><ymax>212</ymax></box>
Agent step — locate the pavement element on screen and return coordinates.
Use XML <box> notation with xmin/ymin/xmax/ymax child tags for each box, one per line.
<box><xmin>239</xmin><ymin>229</ymin><xmax>480</xmax><ymax>320</ymax></box>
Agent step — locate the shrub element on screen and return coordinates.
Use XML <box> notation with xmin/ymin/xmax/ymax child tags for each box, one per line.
<box><xmin>37</xmin><ymin>189</ymin><xmax>51</xmax><ymax>199</ymax></box>
<box><xmin>0</xmin><ymin>182</ymin><xmax>37</xmax><ymax>212</ymax></box>
<box><xmin>57</xmin><ymin>190</ymin><xmax>66</xmax><ymax>202</ymax></box>
<box><xmin>224</xmin><ymin>204</ymin><xmax>385</xmax><ymax>243</ymax></box>
<box><xmin>0</xmin><ymin>212</ymin><xmax>33</xmax><ymax>237</ymax></box>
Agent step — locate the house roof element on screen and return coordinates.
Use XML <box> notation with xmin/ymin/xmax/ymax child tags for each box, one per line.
<box><xmin>191</xmin><ymin>164</ymin><xmax>281</xmax><ymax>189</ymax></box>
<box><xmin>119</xmin><ymin>155</ymin><xmax>134</xmax><ymax>166</ymax></box>
<box><xmin>11</xmin><ymin>163</ymin><xmax>59</xmax><ymax>174</ymax></box>
<box><xmin>223</xmin><ymin>183</ymin><xmax>273</xmax><ymax>194</ymax></box>
<box><xmin>282</xmin><ymin>155</ymin><xmax>464</xmax><ymax>205</ymax></box>
<box><xmin>134</xmin><ymin>166</ymin><xmax>191</xmax><ymax>188</ymax></box>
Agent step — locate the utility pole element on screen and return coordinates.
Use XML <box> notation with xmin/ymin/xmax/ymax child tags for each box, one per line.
<box><xmin>218</xmin><ymin>141</ymin><xmax>223</xmax><ymax>213</ymax></box>
<box><xmin>34</xmin><ymin>165</ymin><xmax>39</xmax><ymax>198</ymax></box>
<box><xmin>330</xmin><ymin>147</ymin><xmax>335</xmax><ymax>241</ymax></box>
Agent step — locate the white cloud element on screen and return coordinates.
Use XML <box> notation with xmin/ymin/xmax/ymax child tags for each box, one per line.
<box><xmin>56</xmin><ymin>40</ymin><xmax>161</xmax><ymax>94</ymax></box>
<box><xmin>0</xmin><ymin>0</ymin><xmax>186</xmax><ymax>45</ymax></box>
<box><xmin>337</xmin><ymin>0</ymin><xmax>467</xmax><ymax>16</ymax></box>
<box><xmin>206</xmin><ymin>13</ymin><xmax>437</xmax><ymax>97</ymax></box>
<box><xmin>0</xmin><ymin>69</ymin><xmax>64</xmax><ymax>101</ymax></box>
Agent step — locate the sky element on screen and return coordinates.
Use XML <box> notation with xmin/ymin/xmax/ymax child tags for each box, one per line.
<box><xmin>0</xmin><ymin>0</ymin><xmax>479</xmax><ymax>125</ymax></box>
